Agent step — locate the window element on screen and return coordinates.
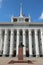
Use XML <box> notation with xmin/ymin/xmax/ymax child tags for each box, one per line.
<box><xmin>19</xmin><ymin>18</ymin><xmax>24</xmax><ymax>22</ymax></box>
<box><xmin>13</xmin><ymin>18</ymin><xmax>17</xmax><ymax>22</ymax></box>
<box><xmin>25</xmin><ymin>18</ymin><xmax>29</xmax><ymax>22</ymax></box>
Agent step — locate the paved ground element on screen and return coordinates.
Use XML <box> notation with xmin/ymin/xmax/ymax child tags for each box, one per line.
<box><xmin>0</xmin><ymin>57</ymin><xmax>43</xmax><ymax>65</ymax></box>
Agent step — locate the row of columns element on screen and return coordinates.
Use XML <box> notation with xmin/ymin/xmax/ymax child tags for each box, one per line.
<box><xmin>0</xmin><ymin>29</ymin><xmax>43</xmax><ymax>57</ymax></box>
<box><xmin>0</xmin><ymin>30</ymin><xmax>3</xmax><ymax>55</ymax></box>
<box><xmin>40</xmin><ymin>30</ymin><xmax>43</xmax><ymax>55</ymax></box>
<box><xmin>16</xmin><ymin>29</ymin><xmax>26</xmax><ymax>56</ymax></box>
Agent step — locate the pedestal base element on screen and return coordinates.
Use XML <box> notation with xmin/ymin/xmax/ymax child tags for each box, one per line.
<box><xmin>18</xmin><ymin>47</ymin><xmax>23</xmax><ymax>60</ymax></box>
<box><xmin>8</xmin><ymin>60</ymin><xmax>33</xmax><ymax>64</ymax></box>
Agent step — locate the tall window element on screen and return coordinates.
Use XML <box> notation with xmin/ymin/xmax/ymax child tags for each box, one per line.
<box><xmin>13</xmin><ymin>18</ymin><xmax>17</xmax><ymax>22</ymax></box>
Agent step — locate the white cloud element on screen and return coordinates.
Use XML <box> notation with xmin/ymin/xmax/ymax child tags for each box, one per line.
<box><xmin>39</xmin><ymin>11</ymin><xmax>43</xmax><ymax>19</ymax></box>
<box><xmin>0</xmin><ymin>0</ymin><xmax>2</xmax><ymax>2</ymax></box>
<box><xmin>0</xmin><ymin>0</ymin><xmax>2</xmax><ymax>8</ymax></box>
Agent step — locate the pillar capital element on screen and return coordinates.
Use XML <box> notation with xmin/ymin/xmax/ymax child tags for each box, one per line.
<box><xmin>40</xmin><ymin>29</ymin><xmax>43</xmax><ymax>35</ymax></box>
<box><xmin>4</xmin><ymin>29</ymin><xmax>8</xmax><ymax>35</ymax></box>
<box><xmin>34</xmin><ymin>29</ymin><xmax>38</xmax><ymax>35</ymax></box>
<box><xmin>40</xmin><ymin>29</ymin><xmax>43</xmax><ymax>31</ymax></box>
<box><xmin>0</xmin><ymin>30</ymin><xmax>2</xmax><ymax>35</ymax></box>
<box><xmin>28</xmin><ymin>29</ymin><xmax>32</xmax><ymax>31</ymax></box>
<box><xmin>23</xmin><ymin>29</ymin><xmax>25</xmax><ymax>31</ymax></box>
<box><xmin>28</xmin><ymin>29</ymin><xmax>32</xmax><ymax>35</ymax></box>
<box><xmin>34</xmin><ymin>29</ymin><xmax>38</xmax><ymax>31</ymax></box>
<box><xmin>34</xmin><ymin>29</ymin><xmax>37</xmax><ymax>32</ymax></box>
<box><xmin>10</xmin><ymin>29</ymin><xmax>14</xmax><ymax>35</ymax></box>
<box><xmin>23</xmin><ymin>29</ymin><xmax>26</xmax><ymax>32</ymax></box>
<box><xmin>17</xmin><ymin>29</ymin><xmax>19</xmax><ymax>35</ymax></box>
<box><xmin>23</xmin><ymin>29</ymin><xmax>26</xmax><ymax>35</ymax></box>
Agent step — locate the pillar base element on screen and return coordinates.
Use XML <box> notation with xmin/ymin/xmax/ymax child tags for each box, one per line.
<box><xmin>42</xmin><ymin>55</ymin><xmax>43</xmax><ymax>57</ymax></box>
<box><xmin>36</xmin><ymin>55</ymin><xmax>39</xmax><ymax>57</ymax></box>
<box><xmin>9</xmin><ymin>55</ymin><xmax>14</xmax><ymax>57</ymax></box>
<box><xmin>3</xmin><ymin>54</ymin><xmax>9</xmax><ymax>57</ymax></box>
<box><xmin>16</xmin><ymin>55</ymin><xmax>18</xmax><ymax>57</ymax></box>
<box><xmin>0</xmin><ymin>55</ymin><xmax>2</xmax><ymax>57</ymax></box>
<box><xmin>29</xmin><ymin>55</ymin><xmax>33</xmax><ymax>57</ymax></box>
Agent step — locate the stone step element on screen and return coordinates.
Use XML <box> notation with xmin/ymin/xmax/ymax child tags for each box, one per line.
<box><xmin>8</xmin><ymin>60</ymin><xmax>33</xmax><ymax>64</ymax></box>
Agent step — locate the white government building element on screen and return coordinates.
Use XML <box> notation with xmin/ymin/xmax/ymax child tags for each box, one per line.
<box><xmin>0</xmin><ymin>4</ymin><xmax>43</xmax><ymax>57</ymax></box>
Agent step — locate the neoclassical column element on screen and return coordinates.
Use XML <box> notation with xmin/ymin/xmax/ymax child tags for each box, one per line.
<box><xmin>16</xmin><ymin>29</ymin><xmax>19</xmax><ymax>56</ymax></box>
<box><xmin>28</xmin><ymin>29</ymin><xmax>33</xmax><ymax>56</ymax></box>
<box><xmin>23</xmin><ymin>29</ymin><xmax>26</xmax><ymax>56</ymax></box>
<box><xmin>0</xmin><ymin>30</ymin><xmax>3</xmax><ymax>55</ymax></box>
<box><xmin>3</xmin><ymin>29</ymin><xmax>9</xmax><ymax>56</ymax></box>
<box><xmin>9</xmin><ymin>29</ymin><xmax>14</xmax><ymax>56</ymax></box>
<box><xmin>40</xmin><ymin>29</ymin><xmax>43</xmax><ymax>56</ymax></box>
<box><xmin>34</xmin><ymin>29</ymin><xmax>39</xmax><ymax>57</ymax></box>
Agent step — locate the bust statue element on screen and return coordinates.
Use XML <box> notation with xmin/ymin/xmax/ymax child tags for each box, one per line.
<box><xmin>19</xmin><ymin>43</ymin><xmax>24</xmax><ymax>47</ymax></box>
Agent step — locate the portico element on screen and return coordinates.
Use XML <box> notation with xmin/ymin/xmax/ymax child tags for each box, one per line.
<box><xmin>0</xmin><ymin>27</ymin><xmax>43</xmax><ymax>57</ymax></box>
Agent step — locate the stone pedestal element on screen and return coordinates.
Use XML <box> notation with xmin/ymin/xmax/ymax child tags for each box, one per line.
<box><xmin>18</xmin><ymin>47</ymin><xmax>23</xmax><ymax>60</ymax></box>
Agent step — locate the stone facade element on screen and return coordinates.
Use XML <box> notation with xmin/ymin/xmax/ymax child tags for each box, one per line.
<box><xmin>0</xmin><ymin>15</ymin><xmax>43</xmax><ymax>57</ymax></box>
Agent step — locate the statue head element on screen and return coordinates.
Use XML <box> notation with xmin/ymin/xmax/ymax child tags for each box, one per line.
<box><xmin>19</xmin><ymin>43</ymin><xmax>24</xmax><ymax>47</ymax></box>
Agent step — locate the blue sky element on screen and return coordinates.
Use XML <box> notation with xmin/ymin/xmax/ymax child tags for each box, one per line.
<box><xmin>0</xmin><ymin>0</ymin><xmax>43</xmax><ymax>22</ymax></box>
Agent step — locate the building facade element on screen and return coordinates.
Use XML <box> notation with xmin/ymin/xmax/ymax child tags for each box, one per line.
<box><xmin>0</xmin><ymin>5</ymin><xmax>43</xmax><ymax>57</ymax></box>
<box><xmin>0</xmin><ymin>16</ymin><xmax>43</xmax><ymax>57</ymax></box>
